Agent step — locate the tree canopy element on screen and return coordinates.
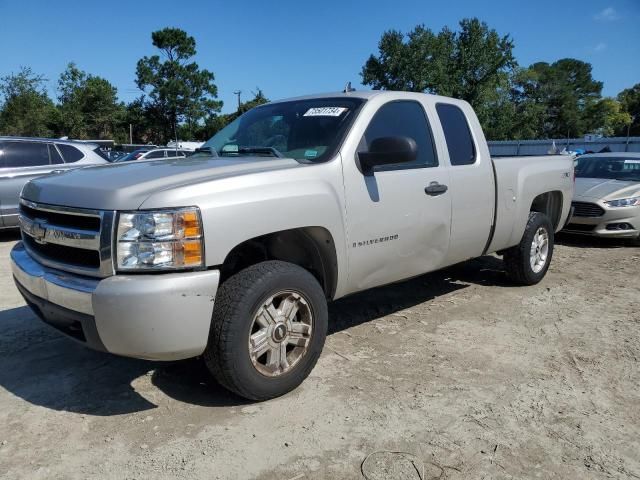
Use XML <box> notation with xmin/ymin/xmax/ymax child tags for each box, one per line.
<box><xmin>0</xmin><ymin>67</ymin><xmax>58</xmax><ymax>137</ymax></box>
<box><xmin>57</xmin><ymin>63</ymin><xmax>125</xmax><ymax>140</ymax></box>
<box><xmin>135</xmin><ymin>27</ymin><xmax>222</xmax><ymax>143</ymax></box>
<box><xmin>361</xmin><ymin>18</ymin><xmax>636</xmax><ymax>140</ymax></box>
<box><xmin>617</xmin><ymin>83</ymin><xmax>640</xmax><ymax>136</ymax></box>
<box><xmin>362</xmin><ymin>18</ymin><xmax>516</xmax><ymax>132</ymax></box>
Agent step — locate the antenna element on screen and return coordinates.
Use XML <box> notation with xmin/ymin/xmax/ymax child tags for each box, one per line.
<box><xmin>343</xmin><ymin>82</ymin><xmax>355</xmax><ymax>93</ymax></box>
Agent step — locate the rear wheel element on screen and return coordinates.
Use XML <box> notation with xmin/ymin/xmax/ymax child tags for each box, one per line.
<box><xmin>204</xmin><ymin>261</ymin><xmax>327</xmax><ymax>401</ymax></box>
<box><xmin>504</xmin><ymin>212</ymin><xmax>554</xmax><ymax>285</ymax></box>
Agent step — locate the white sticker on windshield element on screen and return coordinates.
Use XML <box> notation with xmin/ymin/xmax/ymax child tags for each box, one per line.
<box><xmin>624</xmin><ymin>159</ymin><xmax>640</xmax><ymax>164</ymax></box>
<box><xmin>303</xmin><ymin>107</ymin><xmax>348</xmax><ymax>117</ymax></box>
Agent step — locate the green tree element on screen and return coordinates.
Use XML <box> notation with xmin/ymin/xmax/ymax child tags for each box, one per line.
<box><xmin>361</xmin><ymin>18</ymin><xmax>516</xmax><ymax>130</ymax></box>
<box><xmin>585</xmin><ymin>98</ymin><xmax>632</xmax><ymax>137</ymax></box>
<box><xmin>519</xmin><ymin>59</ymin><xmax>602</xmax><ymax>138</ymax></box>
<box><xmin>196</xmin><ymin>89</ymin><xmax>269</xmax><ymax>140</ymax></box>
<box><xmin>57</xmin><ymin>63</ymin><xmax>126</xmax><ymax>140</ymax></box>
<box><xmin>123</xmin><ymin>96</ymin><xmax>165</xmax><ymax>144</ymax></box>
<box><xmin>136</xmin><ymin>27</ymin><xmax>222</xmax><ymax>142</ymax></box>
<box><xmin>617</xmin><ymin>83</ymin><xmax>640</xmax><ymax>136</ymax></box>
<box><xmin>0</xmin><ymin>67</ymin><xmax>58</xmax><ymax>136</ymax></box>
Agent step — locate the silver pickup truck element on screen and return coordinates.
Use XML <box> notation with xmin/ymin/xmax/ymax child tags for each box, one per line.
<box><xmin>11</xmin><ymin>91</ymin><xmax>574</xmax><ymax>400</ymax></box>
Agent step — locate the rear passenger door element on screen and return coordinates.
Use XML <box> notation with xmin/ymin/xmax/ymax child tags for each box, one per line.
<box><xmin>434</xmin><ymin>102</ymin><xmax>495</xmax><ymax>264</ymax></box>
<box><xmin>0</xmin><ymin>141</ymin><xmax>56</xmax><ymax>227</ymax></box>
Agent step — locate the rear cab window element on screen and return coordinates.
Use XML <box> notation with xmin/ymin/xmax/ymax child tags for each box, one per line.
<box><xmin>436</xmin><ymin>103</ymin><xmax>477</xmax><ymax>166</ymax></box>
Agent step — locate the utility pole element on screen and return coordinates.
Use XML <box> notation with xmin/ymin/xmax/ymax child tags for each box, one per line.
<box><xmin>129</xmin><ymin>124</ymin><xmax>133</xmax><ymax>144</ymax></box>
<box><xmin>233</xmin><ymin>90</ymin><xmax>242</xmax><ymax>112</ymax></box>
<box><xmin>626</xmin><ymin>116</ymin><xmax>635</xmax><ymax>152</ymax></box>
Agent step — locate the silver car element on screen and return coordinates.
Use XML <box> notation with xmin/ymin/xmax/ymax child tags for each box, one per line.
<box><xmin>565</xmin><ymin>152</ymin><xmax>640</xmax><ymax>244</ymax></box>
<box><xmin>0</xmin><ymin>137</ymin><xmax>109</xmax><ymax>228</ymax></box>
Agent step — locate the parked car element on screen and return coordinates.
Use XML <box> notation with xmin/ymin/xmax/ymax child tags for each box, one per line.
<box><xmin>564</xmin><ymin>152</ymin><xmax>640</xmax><ymax>244</ymax></box>
<box><xmin>0</xmin><ymin>137</ymin><xmax>108</xmax><ymax>228</ymax></box>
<box><xmin>133</xmin><ymin>148</ymin><xmax>193</xmax><ymax>161</ymax></box>
<box><xmin>166</xmin><ymin>140</ymin><xmax>204</xmax><ymax>151</ymax></box>
<box><xmin>106</xmin><ymin>150</ymin><xmax>128</xmax><ymax>162</ymax></box>
<box><xmin>11</xmin><ymin>91</ymin><xmax>574</xmax><ymax>400</ymax></box>
<box><xmin>112</xmin><ymin>149</ymin><xmax>151</xmax><ymax>163</ymax></box>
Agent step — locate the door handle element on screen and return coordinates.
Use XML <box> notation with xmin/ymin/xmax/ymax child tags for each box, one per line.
<box><xmin>424</xmin><ymin>182</ymin><xmax>448</xmax><ymax>196</ymax></box>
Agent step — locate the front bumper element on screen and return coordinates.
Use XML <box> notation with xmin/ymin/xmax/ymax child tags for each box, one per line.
<box><xmin>564</xmin><ymin>204</ymin><xmax>640</xmax><ymax>239</ymax></box>
<box><xmin>11</xmin><ymin>242</ymin><xmax>220</xmax><ymax>361</ymax></box>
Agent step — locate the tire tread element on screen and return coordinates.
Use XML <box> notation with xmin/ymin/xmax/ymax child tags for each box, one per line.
<box><xmin>204</xmin><ymin>261</ymin><xmax>325</xmax><ymax>400</ymax></box>
<box><xmin>503</xmin><ymin>211</ymin><xmax>554</xmax><ymax>285</ymax></box>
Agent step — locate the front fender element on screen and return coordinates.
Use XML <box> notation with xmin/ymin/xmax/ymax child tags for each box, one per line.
<box><xmin>139</xmin><ymin>161</ymin><xmax>348</xmax><ymax>292</ymax></box>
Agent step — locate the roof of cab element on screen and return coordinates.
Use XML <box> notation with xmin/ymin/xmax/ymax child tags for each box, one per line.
<box><xmin>269</xmin><ymin>89</ymin><xmax>469</xmax><ymax>107</ymax></box>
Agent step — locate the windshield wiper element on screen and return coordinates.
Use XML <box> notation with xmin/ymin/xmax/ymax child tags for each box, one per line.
<box><xmin>236</xmin><ymin>146</ymin><xmax>284</xmax><ymax>158</ymax></box>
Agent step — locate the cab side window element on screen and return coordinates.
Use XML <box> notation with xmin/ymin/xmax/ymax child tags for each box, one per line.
<box><xmin>1</xmin><ymin>141</ymin><xmax>50</xmax><ymax>167</ymax></box>
<box><xmin>436</xmin><ymin>103</ymin><xmax>476</xmax><ymax>166</ymax></box>
<box><xmin>361</xmin><ymin>101</ymin><xmax>438</xmax><ymax>170</ymax></box>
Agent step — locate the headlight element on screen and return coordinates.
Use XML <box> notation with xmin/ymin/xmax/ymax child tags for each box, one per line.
<box><xmin>116</xmin><ymin>208</ymin><xmax>204</xmax><ymax>271</ymax></box>
<box><xmin>604</xmin><ymin>196</ymin><xmax>640</xmax><ymax>208</ymax></box>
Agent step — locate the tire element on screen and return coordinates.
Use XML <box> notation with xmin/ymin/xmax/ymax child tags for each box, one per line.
<box><xmin>503</xmin><ymin>212</ymin><xmax>555</xmax><ymax>285</ymax></box>
<box><xmin>204</xmin><ymin>260</ymin><xmax>328</xmax><ymax>401</ymax></box>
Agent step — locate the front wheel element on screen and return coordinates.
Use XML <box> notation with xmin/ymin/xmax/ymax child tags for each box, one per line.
<box><xmin>504</xmin><ymin>212</ymin><xmax>555</xmax><ymax>285</ymax></box>
<box><xmin>204</xmin><ymin>261</ymin><xmax>328</xmax><ymax>401</ymax></box>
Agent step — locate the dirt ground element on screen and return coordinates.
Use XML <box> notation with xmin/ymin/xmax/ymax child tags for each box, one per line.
<box><xmin>0</xmin><ymin>230</ymin><xmax>638</xmax><ymax>480</ymax></box>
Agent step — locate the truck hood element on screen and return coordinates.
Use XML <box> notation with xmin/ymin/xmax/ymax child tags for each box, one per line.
<box><xmin>21</xmin><ymin>156</ymin><xmax>302</xmax><ymax>210</ymax></box>
<box><xmin>574</xmin><ymin>177</ymin><xmax>640</xmax><ymax>201</ymax></box>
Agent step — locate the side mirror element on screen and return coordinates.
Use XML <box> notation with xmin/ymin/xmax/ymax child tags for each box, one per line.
<box><xmin>358</xmin><ymin>136</ymin><xmax>417</xmax><ymax>175</ymax></box>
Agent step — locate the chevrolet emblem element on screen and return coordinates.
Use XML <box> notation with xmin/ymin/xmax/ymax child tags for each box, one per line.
<box><xmin>32</xmin><ymin>221</ymin><xmax>47</xmax><ymax>244</ymax></box>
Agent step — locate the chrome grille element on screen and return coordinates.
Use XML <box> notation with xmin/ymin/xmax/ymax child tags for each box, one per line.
<box><xmin>571</xmin><ymin>201</ymin><xmax>605</xmax><ymax>217</ymax></box>
<box><xmin>18</xmin><ymin>200</ymin><xmax>115</xmax><ymax>277</ymax></box>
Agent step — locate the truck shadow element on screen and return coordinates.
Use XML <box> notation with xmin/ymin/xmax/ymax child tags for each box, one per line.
<box><xmin>0</xmin><ymin>306</ymin><xmax>248</xmax><ymax>415</ymax></box>
<box><xmin>328</xmin><ymin>255</ymin><xmax>507</xmax><ymax>334</ymax></box>
<box><xmin>0</xmin><ymin>255</ymin><xmax>510</xmax><ymax>415</ymax></box>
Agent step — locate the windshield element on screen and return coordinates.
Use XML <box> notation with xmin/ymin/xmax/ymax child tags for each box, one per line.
<box><xmin>575</xmin><ymin>156</ymin><xmax>640</xmax><ymax>182</ymax></box>
<box><xmin>202</xmin><ymin>97</ymin><xmax>365</xmax><ymax>163</ymax></box>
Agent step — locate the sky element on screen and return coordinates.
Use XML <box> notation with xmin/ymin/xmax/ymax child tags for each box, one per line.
<box><xmin>0</xmin><ymin>0</ymin><xmax>639</xmax><ymax>113</ymax></box>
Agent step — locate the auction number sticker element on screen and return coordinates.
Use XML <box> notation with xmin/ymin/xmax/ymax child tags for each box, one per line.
<box><xmin>303</xmin><ymin>107</ymin><xmax>348</xmax><ymax>117</ymax></box>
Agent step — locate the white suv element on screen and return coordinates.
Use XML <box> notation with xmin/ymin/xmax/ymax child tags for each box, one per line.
<box><xmin>136</xmin><ymin>148</ymin><xmax>192</xmax><ymax>161</ymax></box>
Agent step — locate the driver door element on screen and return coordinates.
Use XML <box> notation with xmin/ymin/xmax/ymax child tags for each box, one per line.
<box><xmin>342</xmin><ymin>99</ymin><xmax>452</xmax><ymax>293</ymax></box>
